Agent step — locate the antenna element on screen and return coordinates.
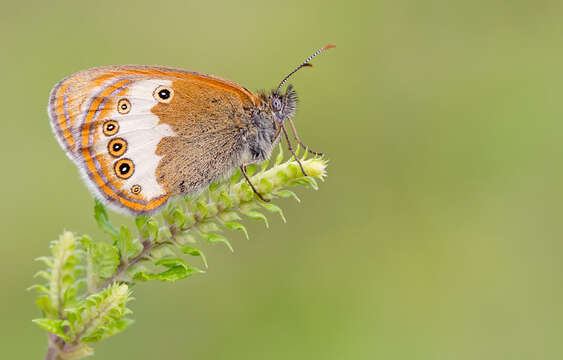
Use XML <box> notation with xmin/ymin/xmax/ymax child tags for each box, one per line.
<box><xmin>276</xmin><ymin>44</ymin><xmax>336</xmax><ymax>92</ymax></box>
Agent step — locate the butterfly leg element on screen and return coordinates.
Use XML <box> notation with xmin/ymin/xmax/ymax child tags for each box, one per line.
<box><xmin>281</xmin><ymin>124</ymin><xmax>308</xmax><ymax>176</ymax></box>
<box><xmin>287</xmin><ymin>118</ymin><xmax>323</xmax><ymax>156</ymax></box>
<box><xmin>240</xmin><ymin>162</ymin><xmax>271</xmax><ymax>202</ymax></box>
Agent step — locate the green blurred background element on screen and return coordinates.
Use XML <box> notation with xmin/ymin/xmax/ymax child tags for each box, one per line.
<box><xmin>2</xmin><ymin>0</ymin><xmax>563</xmax><ymax>358</ymax></box>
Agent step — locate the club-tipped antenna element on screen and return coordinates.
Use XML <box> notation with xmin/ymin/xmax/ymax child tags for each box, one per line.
<box><xmin>276</xmin><ymin>44</ymin><xmax>336</xmax><ymax>92</ymax></box>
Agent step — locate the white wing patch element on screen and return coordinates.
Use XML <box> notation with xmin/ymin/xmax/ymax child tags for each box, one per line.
<box><xmin>94</xmin><ymin>79</ymin><xmax>175</xmax><ymax>199</ymax></box>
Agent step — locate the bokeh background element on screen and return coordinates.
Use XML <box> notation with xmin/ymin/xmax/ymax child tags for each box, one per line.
<box><xmin>2</xmin><ymin>0</ymin><xmax>563</xmax><ymax>358</ymax></box>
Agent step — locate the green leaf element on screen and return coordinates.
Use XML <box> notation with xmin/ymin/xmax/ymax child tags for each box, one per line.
<box><xmin>219</xmin><ymin>210</ymin><xmax>241</xmax><ymax>222</ymax></box>
<box><xmin>149</xmin><ymin>243</ymin><xmax>176</xmax><ymax>259</ymax></box>
<box><xmin>258</xmin><ymin>177</ymin><xmax>274</xmax><ymax>193</ymax></box>
<box><xmin>82</xmin><ymin>319</ymin><xmax>133</xmax><ymax>343</ymax></box>
<box><xmin>174</xmin><ymin>231</ymin><xmax>197</xmax><ymax>245</ymax></box>
<box><xmin>155</xmin><ymin>258</ymin><xmax>188</xmax><ymax>269</ymax></box>
<box><xmin>223</xmin><ymin>221</ymin><xmax>249</xmax><ymax>240</ymax></box>
<box><xmin>35</xmin><ymin>256</ymin><xmax>54</xmax><ymax>267</ymax></box>
<box><xmin>116</xmin><ymin>225</ymin><xmax>141</xmax><ymax>261</ymax></box>
<box><xmin>36</xmin><ymin>296</ymin><xmax>58</xmax><ymax>317</ymax></box>
<box><xmin>275</xmin><ymin>143</ymin><xmax>284</xmax><ymax>165</ymax></box>
<box><xmin>135</xmin><ymin>215</ymin><xmax>149</xmax><ymax>235</ymax></box>
<box><xmin>28</xmin><ymin>284</ymin><xmax>50</xmax><ymax>294</ymax></box>
<box><xmin>134</xmin><ymin>259</ymin><xmax>202</xmax><ymax>282</ymax></box>
<box><xmin>182</xmin><ymin>246</ymin><xmax>208</xmax><ymax>268</ymax></box>
<box><xmin>94</xmin><ymin>199</ymin><xmax>119</xmax><ymax>239</ymax></box>
<box><xmin>32</xmin><ymin>318</ymin><xmax>70</xmax><ymax>341</ymax></box>
<box><xmin>289</xmin><ymin>176</ymin><xmax>319</xmax><ymax>190</ymax></box>
<box><xmin>208</xmin><ymin>181</ymin><xmax>220</xmax><ymax>193</ymax></box>
<box><xmin>90</xmin><ymin>242</ymin><xmax>120</xmax><ymax>278</ymax></box>
<box><xmin>158</xmin><ymin>226</ymin><xmax>172</xmax><ymax>242</ymax></box>
<box><xmin>200</xmin><ymin>233</ymin><xmax>234</xmax><ymax>252</ymax></box>
<box><xmin>219</xmin><ymin>190</ymin><xmax>233</xmax><ymax>208</ymax></box>
<box><xmin>260</xmin><ymin>158</ymin><xmax>270</xmax><ymax>171</ymax></box>
<box><xmin>156</xmin><ymin>265</ymin><xmax>201</xmax><ymax>282</ymax></box>
<box><xmin>196</xmin><ymin>200</ymin><xmax>209</xmax><ymax>218</ymax></box>
<box><xmin>242</xmin><ymin>210</ymin><xmax>269</xmax><ymax>228</ymax></box>
<box><xmin>245</xmin><ymin>164</ymin><xmax>257</xmax><ymax>176</ymax></box>
<box><xmin>33</xmin><ymin>270</ymin><xmax>51</xmax><ymax>281</ymax></box>
<box><xmin>172</xmin><ymin>208</ymin><xmax>187</xmax><ymax>229</ymax></box>
<box><xmin>135</xmin><ymin>216</ymin><xmax>159</xmax><ymax>240</ymax></box>
<box><xmin>198</xmin><ymin>220</ymin><xmax>220</xmax><ymax>233</ymax></box>
<box><xmin>260</xmin><ymin>203</ymin><xmax>287</xmax><ymax>223</ymax></box>
<box><xmin>274</xmin><ymin>189</ymin><xmax>301</xmax><ymax>202</ymax></box>
<box><xmin>230</xmin><ymin>168</ymin><xmax>242</xmax><ymax>187</ymax></box>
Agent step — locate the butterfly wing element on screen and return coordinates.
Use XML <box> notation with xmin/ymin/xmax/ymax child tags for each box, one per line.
<box><xmin>48</xmin><ymin>66</ymin><xmax>262</xmax><ymax>214</ymax></box>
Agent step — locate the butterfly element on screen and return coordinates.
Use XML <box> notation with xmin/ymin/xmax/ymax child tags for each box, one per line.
<box><xmin>48</xmin><ymin>44</ymin><xmax>335</xmax><ymax>215</ymax></box>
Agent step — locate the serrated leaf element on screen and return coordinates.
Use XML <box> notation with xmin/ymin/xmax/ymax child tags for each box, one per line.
<box><xmin>65</xmin><ymin>307</ymin><xmax>82</xmax><ymax>325</ymax></box>
<box><xmin>32</xmin><ymin>318</ymin><xmax>70</xmax><ymax>341</ymax></box>
<box><xmin>135</xmin><ymin>215</ymin><xmax>151</xmax><ymax>239</ymax></box>
<box><xmin>94</xmin><ymin>199</ymin><xmax>119</xmax><ymax>239</ymax></box>
<box><xmin>156</xmin><ymin>265</ymin><xmax>201</xmax><ymax>282</ymax></box>
<box><xmin>245</xmin><ymin>164</ymin><xmax>257</xmax><ymax>176</ymax></box>
<box><xmin>208</xmin><ymin>181</ymin><xmax>220</xmax><ymax>193</ymax></box>
<box><xmin>82</xmin><ymin>318</ymin><xmax>133</xmax><ymax>343</ymax></box>
<box><xmin>172</xmin><ymin>208</ymin><xmax>187</xmax><ymax>229</ymax></box>
<box><xmin>146</xmin><ymin>219</ymin><xmax>159</xmax><ymax>240</ymax></box>
<box><xmin>219</xmin><ymin>210</ymin><xmax>241</xmax><ymax>222</ymax></box>
<box><xmin>230</xmin><ymin>168</ymin><xmax>242</xmax><ymax>187</ymax></box>
<box><xmin>36</xmin><ymin>296</ymin><xmax>58</xmax><ymax>317</ymax></box>
<box><xmin>242</xmin><ymin>210</ymin><xmax>269</xmax><ymax>228</ymax></box>
<box><xmin>155</xmin><ymin>258</ymin><xmax>188</xmax><ymax>270</ymax></box>
<box><xmin>218</xmin><ymin>190</ymin><xmax>233</xmax><ymax>208</ymax></box>
<box><xmin>136</xmin><ymin>216</ymin><xmax>159</xmax><ymax>241</ymax></box>
<box><xmin>150</xmin><ymin>244</ymin><xmax>176</xmax><ymax>259</ymax></box>
<box><xmin>198</xmin><ymin>220</ymin><xmax>220</xmax><ymax>233</ymax></box>
<box><xmin>116</xmin><ymin>225</ymin><xmax>141</xmax><ymax>261</ymax></box>
<box><xmin>125</xmin><ymin>259</ymin><xmax>151</xmax><ymax>279</ymax></box>
<box><xmin>158</xmin><ymin>226</ymin><xmax>172</xmax><ymax>242</ymax></box>
<box><xmin>134</xmin><ymin>262</ymin><xmax>202</xmax><ymax>283</ymax></box>
<box><xmin>35</xmin><ymin>256</ymin><xmax>54</xmax><ymax>267</ymax></box>
<box><xmin>200</xmin><ymin>233</ymin><xmax>234</xmax><ymax>252</ymax></box>
<box><xmin>196</xmin><ymin>200</ymin><xmax>209</xmax><ymax>218</ymax></box>
<box><xmin>239</xmin><ymin>182</ymin><xmax>254</xmax><ymax>201</ymax></box>
<box><xmin>260</xmin><ymin>158</ymin><xmax>270</xmax><ymax>171</ymax></box>
<box><xmin>182</xmin><ymin>246</ymin><xmax>208</xmax><ymax>268</ymax></box>
<box><xmin>274</xmin><ymin>189</ymin><xmax>301</xmax><ymax>202</ymax></box>
<box><xmin>258</xmin><ymin>177</ymin><xmax>274</xmax><ymax>193</ymax></box>
<box><xmin>223</xmin><ymin>221</ymin><xmax>249</xmax><ymax>240</ymax></box>
<box><xmin>34</xmin><ymin>270</ymin><xmax>51</xmax><ymax>281</ymax></box>
<box><xmin>289</xmin><ymin>176</ymin><xmax>319</xmax><ymax>190</ymax></box>
<box><xmin>260</xmin><ymin>203</ymin><xmax>287</xmax><ymax>223</ymax></box>
<box><xmin>174</xmin><ymin>231</ymin><xmax>196</xmax><ymax>245</ymax></box>
<box><xmin>90</xmin><ymin>242</ymin><xmax>120</xmax><ymax>279</ymax></box>
<box><xmin>28</xmin><ymin>284</ymin><xmax>50</xmax><ymax>294</ymax></box>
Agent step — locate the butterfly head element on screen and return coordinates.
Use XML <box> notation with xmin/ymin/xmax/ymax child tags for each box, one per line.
<box><xmin>269</xmin><ymin>85</ymin><xmax>297</xmax><ymax>123</ymax></box>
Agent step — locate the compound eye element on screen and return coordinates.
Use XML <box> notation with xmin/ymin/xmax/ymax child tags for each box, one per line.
<box><xmin>272</xmin><ymin>98</ymin><xmax>282</xmax><ymax>112</ymax></box>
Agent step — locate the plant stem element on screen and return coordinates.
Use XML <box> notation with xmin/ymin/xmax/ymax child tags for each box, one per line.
<box><xmin>45</xmin><ymin>333</ymin><xmax>61</xmax><ymax>360</ymax></box>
